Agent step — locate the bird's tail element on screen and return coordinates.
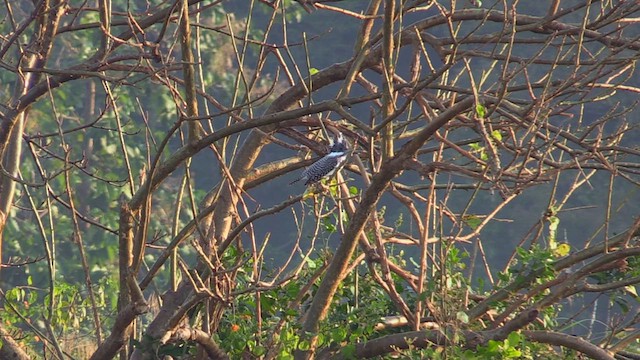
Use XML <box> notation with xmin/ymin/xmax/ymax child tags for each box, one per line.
<box><xmin>289</xmin><ymin>177</ymin><xmax>302</xmax><ymax>185</ymax></box>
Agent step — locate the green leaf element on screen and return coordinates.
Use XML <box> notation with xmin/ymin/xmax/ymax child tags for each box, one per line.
<box><xmin>469</xmin><ymin>142</ymin><xmax>488</xmax><ymax>161</ymax></box>
<box><xmin>303</xmin><ymin>255</ymin><xmax>317</xmax><ymax>269</ymax></box>
<box><xmin>285</xmin><ymin>282</ymin><xmax>300</xmax><ymax>297</ymax></box>
<box><xmin>302</xmin><ymin>187</ymin><xmax>316</xmax><ymax>200</ymax></box>
<box><xmin>507</xmin><ymin>331</ymin><xmax>521</xmax><ymax>346</ymax></box>
<box><xmin>349</xmin><ymin>186</ymin><xmax>359</xmax><ymax>195</ymax></box>
<box><xmin>253</xmin><ymin>345</ymin><xmax>266</xmax><ymax>356</ymax></box>
<box><xmin>616</xmin><ymin>297</ymin><xmax>630</xmax><ymax>313</ymax></box>
<box><xmin>491</xmin><ymin>129</ymin><xmax>502</xmax><ymax>142</ymax></box>
<box><xmin>463</xmin><ymin>349</ymin><xmax>479</xmax><ymax>359</ymax></box>
<box><xmin>625</xmin><ymin>285</ymin><xmax>638</xmax><ymax>297</ymax></box>
<box><xmin>476</xmin><ymin>103</ymin><xmax>486</xmax><ymax>118</ymax></box>
<box><xmin>331</xmin><ymin>327</ymin><xmax>347</xmax><ymax>342</ymax></box>
<box><xmin>341</xmin><ymin>344</ymin><xmax>356</xmax><ymax>358</ymax></box>
<box><xmin>309</xmin><ymin>67</ymin><xmax>319</xmax><ymax>75</ymax></box>
<box><xmin>553</xmin><ymin>243</ymin><xmax>570</xmax><ymax>257</ymax></box>
<box><xmin>297</xmin><ymin>340</ymin><xmax>310</xmax><ymax>351</ymax></box>
<box><xmin>463</xmin><ymin>215</ymin><xmax>482</xmax><ymax>230</ymax></box>
<box><xmin>341</xmin><ymin>210</ymin><xmax>349</xmax><ymax>223</ymax></box>
<box><xmin>328</xmin><ymin>177</ymin><xmax>339</xmax><ymax>196</ymax></box>
<box><xmin>456</xmin><ymin>311</ymin><xmax>469</xmax><ymax>324</ymax></box>
<box><xmin>485</xmin><ymin>340</ymin><xmax>500</xmax><ymax>352</ymax></box>
<box><xmin>322</xmin><ymin>217</ymin><xmax>336</xmax><ymax>233</ymax></box>
<box><xmin>504</xmin><ymin>347</ymin><xmax>522</xmax><ymax>358</ymax></box>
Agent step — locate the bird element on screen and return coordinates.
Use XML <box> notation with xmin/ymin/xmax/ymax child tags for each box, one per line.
<box><xmin>290</xmin><ymin>132</ymin><xmax>348</xmax><ymax>186</ymax></box>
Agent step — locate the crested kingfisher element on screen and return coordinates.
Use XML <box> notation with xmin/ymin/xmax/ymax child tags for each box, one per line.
<box><xmin>290</xmin><ymin>132</ymin><xmax>348</xmax><ymax>186</ymax></box>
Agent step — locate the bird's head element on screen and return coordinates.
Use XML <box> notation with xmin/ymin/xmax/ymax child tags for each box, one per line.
<box><xmin>329</xmin><ymin>132</ymin><xmax>347</xmax><ymax>153</ymax></box>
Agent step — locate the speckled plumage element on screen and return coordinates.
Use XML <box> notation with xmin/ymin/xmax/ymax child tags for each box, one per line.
<box><xmin>290</xmin><ymin>133</ymin><xmax>348</xmax><ymax>186</ymax></box>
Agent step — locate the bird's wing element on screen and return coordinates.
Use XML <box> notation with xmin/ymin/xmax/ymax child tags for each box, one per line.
<box><xmin>302</xmin><ymin>155</ymin><xmax>340</xmax><ymax>184</ymax></box>
<box><xmin>303</xmin><ymin>156</ymin><xmax>338</xmax><ymax>176</ymax></box>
